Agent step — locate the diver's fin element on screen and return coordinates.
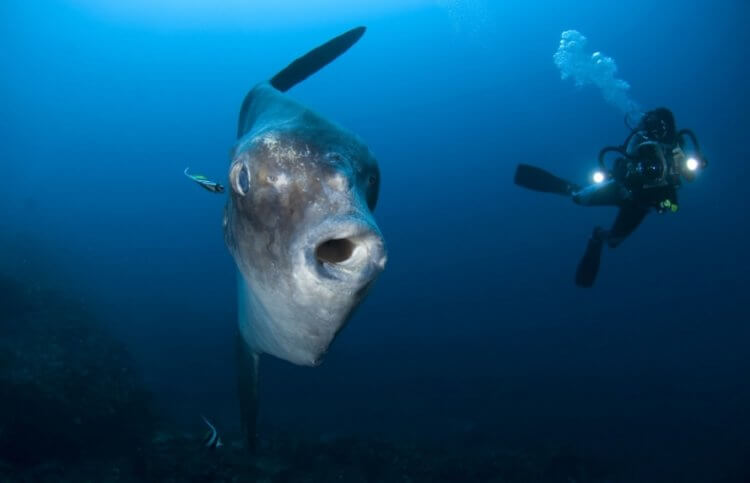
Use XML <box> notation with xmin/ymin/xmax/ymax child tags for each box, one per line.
<box><xmin>575</xmin><ymin>228</ymin><xmax>605</xmax><ymax>288</ymax></box>
<box><xmin>514</xmin><ymin>164</ymin><xmax>579</xmax><ymax>196</ymax></box>
<box><xmin>237</xmin><ymin>331</ymin><xmax>259</xmax><ymax>452</ymax></box>
<box><xmin>270</xmin><ymin>26</ymin><xmax>366</xmax><ymax>92</ymax></box>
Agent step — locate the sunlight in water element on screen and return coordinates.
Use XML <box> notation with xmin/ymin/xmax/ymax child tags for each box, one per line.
<box><xmin>71</xmin><ymin>0</ymin><xmax>437</xmax><ymax>27</ymax></box>
<box><xmin>438</xmin><ymin>0</ymin><xmax>491</xmax><ymax>39</ymax></box>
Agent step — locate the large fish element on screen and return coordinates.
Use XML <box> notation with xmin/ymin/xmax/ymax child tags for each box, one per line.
<box><xmin>223</xmin><ymin>27</ymin><xmax>387</xmax><ymax>449</ymax></box>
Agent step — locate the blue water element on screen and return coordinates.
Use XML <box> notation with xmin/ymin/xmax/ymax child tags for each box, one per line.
<box><xmin>2</xmin><ymin>0</ymin><xmax>749</xmax><ymax>480</ymax></box>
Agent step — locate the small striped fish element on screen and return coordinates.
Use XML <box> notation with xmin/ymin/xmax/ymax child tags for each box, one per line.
<box><xmin>201</xmin><ymin>415</ymin><xmax>223</xmax><ymax>449</ymax></box>
<box><xmin>185</xmin><ymin>167</ymin><xmax>225</xmax><ymax>194</ymax></box>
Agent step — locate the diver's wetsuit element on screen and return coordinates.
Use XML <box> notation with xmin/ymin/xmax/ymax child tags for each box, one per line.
<box><xmin>571</xmin><ymin>139</ymin><xmax>681</xmax><ymax>248</ymax></box>
<box><xmin>513</xmin><ymin>107</ymin><xmax>706</xmax><ymax>287</ymax></box>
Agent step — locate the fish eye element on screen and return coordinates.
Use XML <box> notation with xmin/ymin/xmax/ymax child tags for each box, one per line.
<box><xmin>230</xmin><ymin>161</ymin><xmax>250</xmax><ymax>196</ymax></box>
<box><xmin>238</xmin><ymin>166</ymin><xmax>250</xmax><ymax>192</ymax></box>
<box><xmin>368</xmin><ymin>174</ymin><xmax>377</xmax><ymax>185</ymax></box>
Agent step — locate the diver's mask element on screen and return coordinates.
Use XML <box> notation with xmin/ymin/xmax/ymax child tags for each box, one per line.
<box><xmin>641</xmin><ymin>108</ymin><xmax>676</xmax><ymax>143</ymax></box>
<box><xmin>646</xmin><ymin>119</ymin><xmax>668</xmax><ymax>141</ymax></box>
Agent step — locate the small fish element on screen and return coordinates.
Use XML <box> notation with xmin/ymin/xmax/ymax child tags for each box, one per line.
<box><xmin>201</xmin><ymin>415</ymin><xmax>223</xmax><ymax>449</ymax></box>
<box><xmin>184</xmin><ymin>167</ymin><xmax>225</xmax><ymax>194</ymax></box>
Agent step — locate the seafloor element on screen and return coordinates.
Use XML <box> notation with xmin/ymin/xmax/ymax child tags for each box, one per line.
<box><xmin>0</xmin><ymin>273</ymin><xmax>743</xmax><ymax>482</ymax></box>
<box><xmin>0</xmin><ymin>273</ymin><xmax>621</xmax><ymax>483</ymax></box>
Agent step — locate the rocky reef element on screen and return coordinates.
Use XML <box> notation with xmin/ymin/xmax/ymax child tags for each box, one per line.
<box><xmin>0</xmin><ymin>274</ymin><xmax>155</xmax><ymax>475</ymax></box>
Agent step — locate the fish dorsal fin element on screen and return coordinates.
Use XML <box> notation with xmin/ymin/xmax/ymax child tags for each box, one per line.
<box><xmin>269</xmin><ymin>26</ymin><xmax>366</xmax><ymax>93</ymax></box>
<box><xmin>236</xmin><ymin>328</ymin><xmax>259</xmax><ymax>452</ymax></box>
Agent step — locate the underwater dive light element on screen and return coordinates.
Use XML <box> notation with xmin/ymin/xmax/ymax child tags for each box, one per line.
<box><xmin>592</xmin><ymin>170</ymin><xmax>606</xmax><ymax>184</ymax></box>
<box><xmin>686</xmin><ymin>157</ymin><xmax>700</xmax><ymax>172</ymax></box>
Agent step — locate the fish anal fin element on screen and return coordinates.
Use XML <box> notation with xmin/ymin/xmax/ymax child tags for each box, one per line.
<box><xmin>237</xmin><ymin>331</ymin><xmax>259</xmax><ymax>453</ymax></box>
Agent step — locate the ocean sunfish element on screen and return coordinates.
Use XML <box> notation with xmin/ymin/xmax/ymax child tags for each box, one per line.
<box><xmin>222</xmin><ymin>27</ymin><xmax>387</xmax><ymax>449</ymax></box>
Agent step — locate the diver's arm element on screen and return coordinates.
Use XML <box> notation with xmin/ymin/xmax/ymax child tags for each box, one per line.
<box><xmin>678</xmin><ymin>128</ymin><xmax>708</xmax><ymax>167</ymax></box>
<box><xmin>675</xmin><ymin>129</ymin><xmax>708</xmax><ymax>181</ymax></box>
<box><xmin>672</xmin><ymin>145</ymin><xmax>686</xmax><ymax>166</ymax></box>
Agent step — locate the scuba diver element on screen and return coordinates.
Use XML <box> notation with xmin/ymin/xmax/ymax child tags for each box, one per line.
<box><xmin>514</xmin><ymin>107</ymin><xmax>707</xmax><ymax>287</ymax></box>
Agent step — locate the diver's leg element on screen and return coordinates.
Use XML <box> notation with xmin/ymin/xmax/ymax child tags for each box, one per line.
<box><xmin>606</xmin><ymin>204</ymin><xmax>649</xmax><ymax>247</ymax></box>
<box><xmin>576</xmin><ymin>204</ymin><xmax>648</xmax><ymax>287</ymax></box>
<box><xmin>572</xmin><ymin>180</ymin><xmax>629</xmax><ymax>207</ymax></box>
<box><xmin>575</xmin><ymin>227</ymin><xmax>606</xmax><ymax>287</ymax></box>
<box><xmin>575</xmin><ymin>205</ymin><xmax>649</xmax><ymax>287</ymax></box>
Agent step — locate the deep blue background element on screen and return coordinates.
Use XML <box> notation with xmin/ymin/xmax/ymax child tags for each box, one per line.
<box><xmin>2</xmin><ymin>1</ymin><xmax>749</xmax><ymax>480</ymax></box>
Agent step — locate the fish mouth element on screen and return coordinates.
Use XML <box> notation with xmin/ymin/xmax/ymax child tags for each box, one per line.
<box><xmin>304</xmin><ymin>216</ymin><xmax>387</xmax><ymax>287</ymax></box>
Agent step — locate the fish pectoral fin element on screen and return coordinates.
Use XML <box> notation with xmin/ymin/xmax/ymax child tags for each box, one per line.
<box><xmin>237</xmin><ymin>332</ymin><xmax>259</xmax><ymax>453</ymax></box>
<box><xmin>269</xmin><ymin>26</ymin><xmax>366</xmax><ymax>93</ymax></box>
